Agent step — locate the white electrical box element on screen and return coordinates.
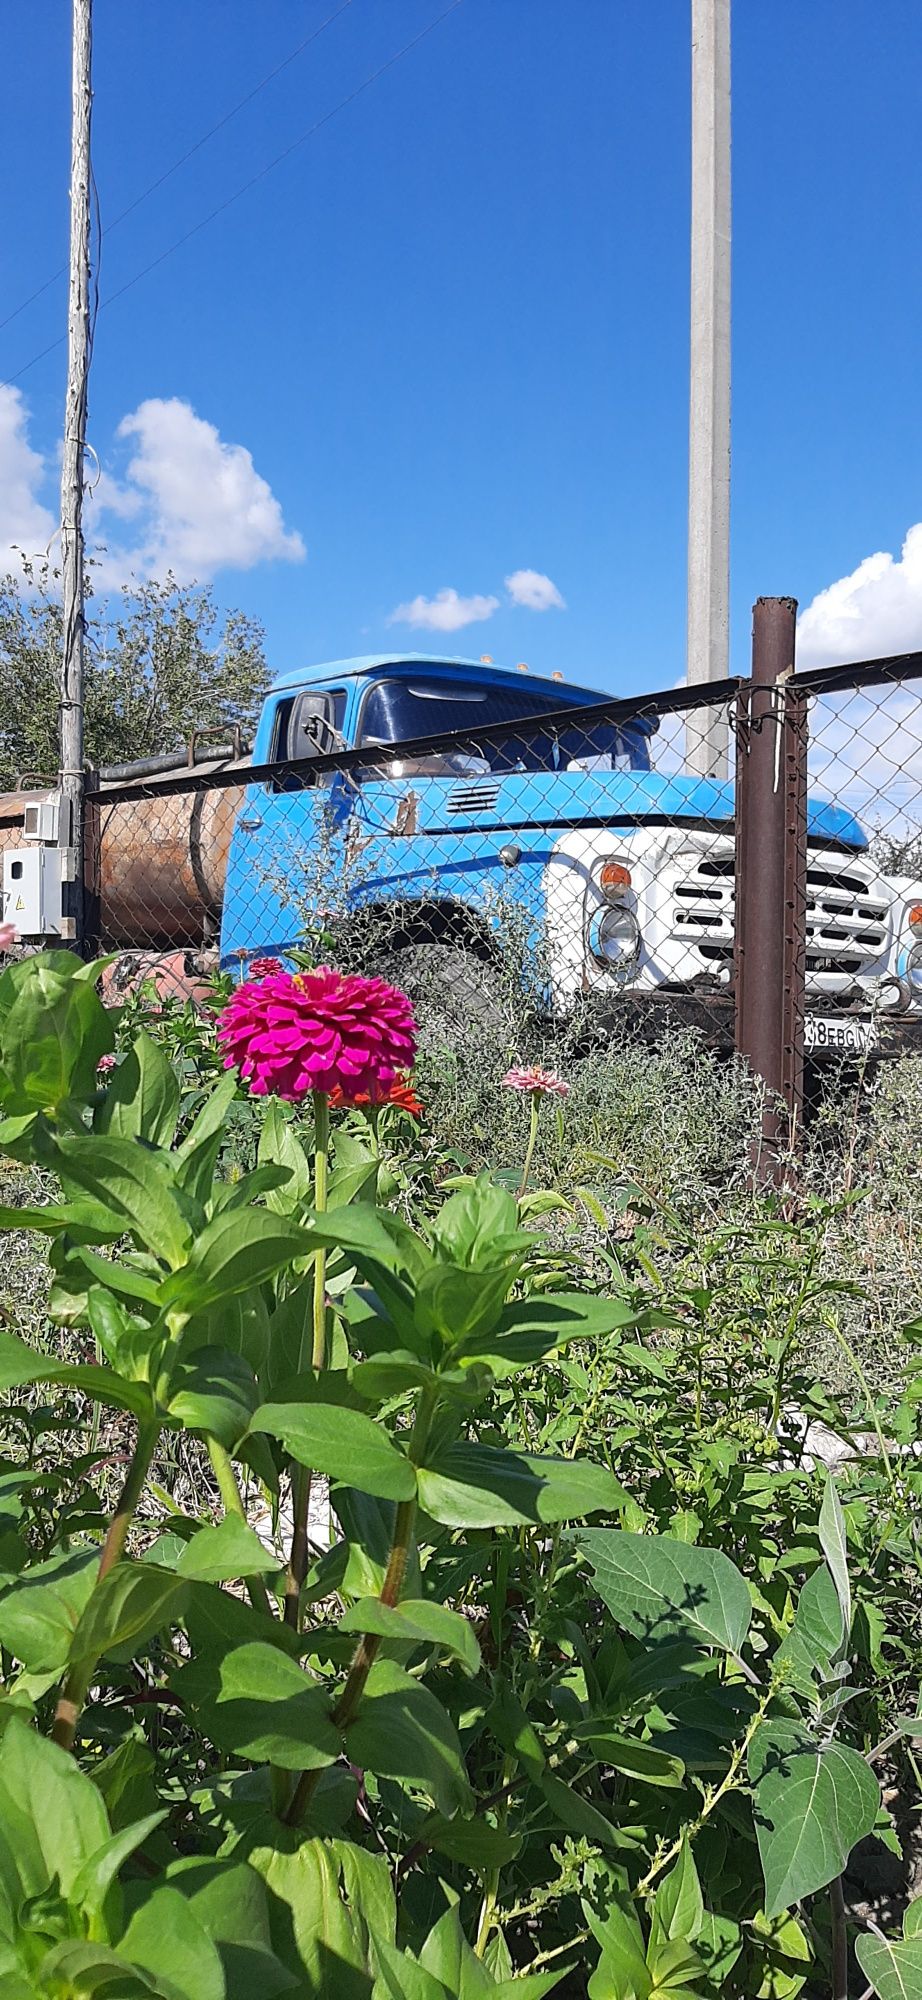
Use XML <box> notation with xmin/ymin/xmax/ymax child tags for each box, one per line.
<box><xmin>2</xmin><ymin>847</ymin><xmax>63</xmax><ymax>939</ymax></box>
<box><xmin>22</xmin><ymin>798</ymin><xmax>61</xmax><ymax>843</ymax></box>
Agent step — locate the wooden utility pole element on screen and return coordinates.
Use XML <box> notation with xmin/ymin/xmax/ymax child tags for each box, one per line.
<box><xmin>686</xmin><ymin>0</ymin><xmax>731</xmax><ymax>779</ymax></box>
<box><xmin>59</xmin><ymin>0</ymin><xmax>93</xmax><ymax>942</ymax></box>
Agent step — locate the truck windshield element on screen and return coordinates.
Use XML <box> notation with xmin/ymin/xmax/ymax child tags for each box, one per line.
<box><xmin>357</xmin><ymin>677</ymin><xmax>652</xmax><ymax>772</ymax></box>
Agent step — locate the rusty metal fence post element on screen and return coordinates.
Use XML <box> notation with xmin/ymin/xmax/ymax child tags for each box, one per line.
<box><xmin>735</xmin><ymin>596</ymin><xmax>808</xmax><ymax>1175</ymax></box>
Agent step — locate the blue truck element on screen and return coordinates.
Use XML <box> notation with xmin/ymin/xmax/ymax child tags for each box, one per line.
<box><xmin>4</xmin><ymin>653</ymin><xmax>921</xmax><ymax>1050</ymax></box>
<box><xmin>217</xmin><ymin>654</ymin><xmax>922</xmax><ymax>1055</ymax></box>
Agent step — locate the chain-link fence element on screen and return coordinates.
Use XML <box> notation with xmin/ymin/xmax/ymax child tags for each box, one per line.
<box><xmin>2</xmin><ymin>624</ymin><xmax>922</xmax><ymax>1170</ymax></box>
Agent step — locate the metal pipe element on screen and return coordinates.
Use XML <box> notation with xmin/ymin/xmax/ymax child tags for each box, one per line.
<box><xmin>735</xmin><ymin>596</ymin><xmax>805</xmax><ymax>1176</ymax></box>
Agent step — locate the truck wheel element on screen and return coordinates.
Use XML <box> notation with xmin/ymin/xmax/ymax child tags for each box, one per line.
<box><xmin>386</xmin><ymin>944</ymin><xmax>504</xmax><ymax>1036</ymax></box>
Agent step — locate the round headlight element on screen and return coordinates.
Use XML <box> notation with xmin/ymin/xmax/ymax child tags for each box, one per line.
<box><xmin>908</xmin><ymin>941</ymin><xmax>922</xmax><ymax>997</ymax></box>
<box><xmin>587</xmin><ymin>905</ymin><xmax>641</xmax><ymax>973</ymax></box>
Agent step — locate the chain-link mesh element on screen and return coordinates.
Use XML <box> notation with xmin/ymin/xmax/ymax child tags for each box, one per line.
<box><xmin>792</xmin><ymin>651</ymin><xmax>922</xmax><ymax>1052</ymax></box>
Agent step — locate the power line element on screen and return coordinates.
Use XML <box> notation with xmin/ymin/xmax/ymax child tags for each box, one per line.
<box><xmin>0</xmin><ymin>0</ymin><xmax>354</xmax><ymax>338</ymax></box>
<box><xmin>5</xmin><ymin>0</ymin><xmax>463</xmax><ymax>388</ymax></box>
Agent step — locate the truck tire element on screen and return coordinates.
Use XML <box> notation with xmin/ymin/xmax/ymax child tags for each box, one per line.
<box><xmin>385</xmin><ymin>944</ymin><xmax>504</xmax><ymax>1037</ymax></box>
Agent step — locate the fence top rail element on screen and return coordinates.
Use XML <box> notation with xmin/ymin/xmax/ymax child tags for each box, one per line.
<box><xmin>792</xmin><ymin>647</ymin><xmax>922</xmax><ymax>696</ymax></box>
<box><xmin>83</xmin><ymin>673</ymin><xmax>745</xmax><ymax>806</ymax></box>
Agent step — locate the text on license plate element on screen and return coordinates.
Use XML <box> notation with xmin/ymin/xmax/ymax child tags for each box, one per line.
<box><xmin>805</xmin><ymin>1015</ymin><xmax>879</xmax><ymax>1056</ymax></box>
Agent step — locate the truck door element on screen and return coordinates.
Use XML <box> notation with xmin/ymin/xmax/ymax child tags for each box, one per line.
<box><xmin>220</xmin><ymin>690</ymin><xmax>348</xmax><ymax>965</ymax></box>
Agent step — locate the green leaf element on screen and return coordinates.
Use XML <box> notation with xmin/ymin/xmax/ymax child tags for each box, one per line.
<box><xmin>695</xmin><ymin>1910</ymin><xmax>743</xmax><ymax>1992</ymax></box>
<box><xmin>855</xmin><ymin>1933</ymin><xmax>922</xmax><ymax>2000</ymax></box>
<box><xmin>0</xmin><ymin>1323</ymin><xmax>155</xmax><ymax>1417</ymax></box>
<box><xmin>418</xmin><ymin>1444</ymin><xmax>624</xmax><ymax>1527</ymax></box>
<box><xmin>351</xmin><ymin>1353</ymin><xmax>438</xmax><ymax>1399</ymax></box>
<box><xmin>96</xmin><ymin>1030</ymin><xmax>180</xmax><ymax>1147</ymax></box>
<box><xmin>174</xmin><ymin>1640</ymin><xmax>339</xmax><ymax>1770</ymax></box>
<box><xmin>0</xmin><ymin>1549</ymin><xmax>97</xmax><ymax>1672</ymax></box>
<box><xmin>52</xmin><ymin>1131</ymin><xmax>191</xmax><ymax>1267</ymax></box>
<box><xmin>818</xmin><ymin>1474</ymin><xmax>851</xmax><ymax>1657</ymax></box>
<box><xmin>749</xmin><ymin>1722</ymin><xmax>881</xmax><ymax>1917</ymax></box>
<box><xmin>578</xmin><ymin>1530</ymin><xmax>752</xmax><ymax>1659</ymax></box>
<box><xmin>168</xmin><ymin>1346</ymin><xmax>259</xmax><ymax>1447</ymax></box>
<box><xmin>411</xmin><ymin>1813</ymin><xmax>523</xmax><ymax>1872</ymax></box>
<box><xmin>652</xmin><ymin>1840</ymin><xmax>703</xmax><ymax>1944</ymax></box>
<box><xmin>0</xmin><ymin>1716</ymin><xmax>109</xmax><ymax>1901</ymax></box>
<box><xmin>540</xmin><ymin>1770</ymin><xmax>620</xmax><ymax>1848</ymax></box>
<box><xmin>70</xmin><ymin>1812</ymin><xmax>167</xmax><ymax>1913</ymax></box>
<box><xmin>573</xmin><ymin>1726</ymin><xmax>686</xmax><ymax>1789</ymax></box>
<box><xmin>905</xmin><ymin>1900</ymin><xmax>922</xmax><ymax>1939</ymax></box>
<box><xmin>747</xmin><ymin>1910</ymin><xmax>811</xmax><ymax>1999</ymax></box>
<box><xmin>175</xmin><ymin>1516</ymin><xmax>277</xmax><ymax>1582</ymax></box>
<box><xmin>338</xmin><ymin>1597</ymin><xmax>480</xmax><ymax>1675</ymax></box>
<box><xmin>430</xmin><ymin>1176</ymin><xmax>527</xmax><ymax>1266</ymax></box>
<box><xmin>454</xmin><ymin>1291</ymin><xmax>638</xmax><ymax>1366</ymax></box>
<box><xmin>345</xmin><ymin>1657</ymin><xmax>473</xmax><ymax>1814</ymax></box>
<box><xmin>251</xmin><ymin>1401</ymin><xmax>416</xmax><ymax>1501</ymax></box>
<box><xmin>583</xmin><ymin>1890</ymin><xmax>651</xmax><ymax>1999</ymax></box>
<box><xmin>175</xmin><ymin>1073</ymin><xmax>238</xmax><ymax>1204</ymax></box>
<box><xmin>119</xmin><ymin>1884</ymin><xmax>226</xmax><ymax>2000</ymax></box>
<box><xmin>163</xmin><ymin>1207</ymin><xmax>311</xmax><ymax>1312</ymax></box>
<box><xmin>257</xmin><ymin>1100</ymin><xmax>311</xmax><ymax>1214</ymax></box>
<box><xmin>303</xmin><ymin>1206</ymin><xmax>433</xmax><ymax>1346</ymax></box>
<box><xmin>487</xmin><ymin>1686</ymin><xmax>546</xmax><ymax>1781</ymax></box>
<box><xmin>0</xmin><ymin>957</ymin><xmax>113</xmax><ymax>1112</ymax></box>
<box><xmin>247</xmin><ymin>1837</ymin><xmax>393</xmax><ymax>1997</ymax></box>
<box><xmin>164</xmin><ymin>1857</ymin><xmax>297</xmax><ymax>2000</ymax></box>
<box><xmin>69</xmin><ymin>1563</ymin><xmax>188</xmax><ymax>1669</ymax></box>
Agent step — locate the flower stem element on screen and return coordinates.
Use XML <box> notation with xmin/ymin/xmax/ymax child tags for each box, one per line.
<box><xmin>52</xmin><ymin>1417</ymin><xmax>160</xmax><ymax>1751</ymax></box>
<box><xmin>285</xmin><ymin>1089</ymin><xmax>330</xmax><ymax>1630</ymax></box>
<box><xmin>518</xmin><ymin>1091</ymin><xmax>541</xmax><ymax>1200</ymax></box>
<box><xmin>283</xmin><ymin>1386</ymin><xmax>436</xmax><ymax>1828</ymax></box>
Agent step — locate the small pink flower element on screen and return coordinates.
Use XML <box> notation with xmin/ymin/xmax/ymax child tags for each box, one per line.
<box><xmin>216</xmin><ymin>965</ymin><xmax>417</xmax><ymax>1103</ymax></box>
<box><xmin>0</xmin><ymin>922</ymin><xmax>18</xmax><ymax>952</ymax></box>
<box><xmin>501</xmin><ymin>1064</ymin><xmax>570</xmax><ymax>1100</ymax></box>
<box><xmin>96</xmin><ymin>1053</ymin><xmax>117</xmax><ymax>1076</ymax></box>
<box><xmin>249</xmin><ymin>956</ymin><xmax>283</xmax><ymax>980</ymax></box>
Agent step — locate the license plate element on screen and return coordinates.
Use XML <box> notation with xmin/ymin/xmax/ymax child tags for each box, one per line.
<box><xmin>805</xmin><ymin>1014</ymin><xmax>879</xmax><ymax>1056</ymax></box>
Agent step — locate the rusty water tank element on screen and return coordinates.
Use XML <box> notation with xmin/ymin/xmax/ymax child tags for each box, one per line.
<box><xmin>0</xmin><ymin>756</ymin><xmax>250</xmax><ymax>949</ymax></box>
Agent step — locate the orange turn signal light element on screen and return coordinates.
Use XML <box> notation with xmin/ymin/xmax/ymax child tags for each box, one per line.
<box><xmin>599</xmin><ymin>861</ymin><xmax>632</xmax><ymax>896</ymax></box>
<box><xmin>909</xmin><ymin>903</ymin><xmax>922</xmax><ymax>937</ymax></box>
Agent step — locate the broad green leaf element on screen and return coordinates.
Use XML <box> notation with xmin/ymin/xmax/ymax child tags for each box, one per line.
<box><xmin>0</xmin><ymin>958</ymin><xmax>113</xmax><ymax>1112</ymax></box>
<box><xmin>119</xmin><ymin>1884</ymin><xmax>225</xmax><ymax>2000</ymax></box>
<box><xmin>0</xmin><ymin>1324</ymin><xmax>155</xmax><ymax>1417</ymax></box>
<box><xmin>749</xmin><ymin>1722</ymin><xmax>880</xmax><ymax>1917</ymax></box>
<box><xmin>250</xmin><ymin>1401</ymin><xmax>416</xmax><ymax>1501</ymax></box>
<box><xmin>174</xmin><ymin>1640</ymin><xmax>338</xmax><ymax>1770</ymax></box>
<box><xmin>25</xmin><ymin>1940</ymin><xmax>159</xmax><ymax>1996</ymax></box>
<box><xmin>818</xmin><ymin>1474</ymin><xmax>851</xmax><ymax>1657</ymax></box>
<box><xmin>579</xmin><ymin>1530</ymin><xmax>752</xmax><ymax>1659</ymax></box>
<box><xmin>338</xmin><ymin>1597</ymin><xmax>480</xmax><ymax>1676</ymax></box>
<box><xmin>95</xmin><ymin>1030</ymin><xmax>180</xmax><ymax>1147</ymax></box>
<box><xmin>410</xmin><ymin>1813</ymin><xmax>522</xmax><ymax>1872</ymax></box>
<box><xmin>345</xmin><ymin>1657</ymin><xmax>473</xmax><ymax>1815</ymax></box>
<box><xmin>162</xmin><ymin>1207</ymin><xmax>311</xmax><ymax>1311</ymax></box>
<box><xmin>418</xmin><ymin>1444</ymin><xmax>623</xmax><ymax>1527</ymax></box>
<box><xmin>0</xmin><ymin>1195</ymin><xmax>122</xmax><ymax>1240</ymax></box>
<box><xmin>487</xmin><ymin>1686</ymin><xmax>546</xmax><ymax>1781</ymax></box>
<box><xmin>540</xmin><ymin>1770</ymin><xmax>620</xmax><ymax>1848</ymax></box>
<box><xmin>168</xmin><ymin>1346</ymin><xmax>259</xmax><ymax>1447</ymax></box>
<box><xmin>583</xmin><ymin>1891</ymin><xmax>651</xmax><ymax>2000</ymax></box>
<box><xmin>164</xmin><ymin>1856</ymin><xmax>297</xmax><ymax>2000</ymax></box>
<box><xmin>258</xmin><ymin>1100</ymin><xmax>312</xmax><ymax>1214</ymax></box>
<box><xmin>906</xmin><ymin>1900</ymin><xmax>922</xmax><ymax>1938</ymax></box>
<box><xmin>351</xmin><ymin>1353</ymin><xmax>438</xmax><ymax>1399</ymax></box>
<box><xmin>746</xmin><ymin>1910</ymin><xmax>812</xmax><ymax>1999</ymax></box>
<box><xmin>430</xmin><ymin>1176</ymin><xmax>527</xmax><ymax>1267</ymax></box>
<box><xmin>574</xmin><ymin>1726</ymin><xmax>685</xmax><ymax>1788</ymax></box>
<box><xmin>175</xmin><ymin>1516</ymin><xmax>277</xmax><ymax>1582</ymax></box>
<box><xmin>175</xmin><ymin>1073</ymin><xmax>238</xmax><ymax>1202</ymax></box>
<box><xmin>248</xmin><ymin>1837</ymin><xmax>393</xmax><ymax>1998</ymax></box>
<box><xmin>70</xmin><ymin>1812</ymin><xmax>167</xmax><ymax>1914</ymax></box>
<box><xmin>69</xmin><ymin>1563</ymin><xmax>188</xmax><ymax>1669</ymax></box>
<box><xmin>855</xmin><ymin>1933</ymin><xmax>922</xmax><ymax>2000</ymax></box>
<box><xmin>302</xmin><ymin>1207</ymin><xmax>432</xmax><ymax>1347</ymax></box>
<box><xmin>695</xmin><ymin>1910</ymin><xmax>743</xmax><ymax>1992</ymax></box>
<box><xmin>652</xmin><ymin>1840</ymin><xmax>703</xmax><ymax>1944</ymax></box>
<box><xmin>0</xmin><ymin>1717</ymin><xmax>109</xmax><ymax>1900</ymax></box>
<box><xmin>454</xmin><ymin>1291</ymin><xmax>638</xmax><ymax>1366</ymax></box>
<box><xmin>51</xmin><ymin>1131</ymin><xmax>192</xmax><ymax>1267</ymax></box>
<box><xmin>0</xmin><ymin>1549</ymin><xmax>97</xmax><ymax>1672</ymax></box>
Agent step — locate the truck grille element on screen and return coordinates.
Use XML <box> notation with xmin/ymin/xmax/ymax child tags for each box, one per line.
<box><xmin>672</xmin><ymin>846</ymin><xmax>890</xmax><ymax>977</ymax></box>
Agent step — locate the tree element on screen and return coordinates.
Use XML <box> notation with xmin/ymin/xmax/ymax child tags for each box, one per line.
<box><xmin>0</xmin><ymin>565</ymin><xmax>271</xmax><ymax>789</ymax></box>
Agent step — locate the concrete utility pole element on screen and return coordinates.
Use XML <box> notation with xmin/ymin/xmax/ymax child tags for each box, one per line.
<box><xmin>686</xmin><ymin>0</ymin><xmax>731</xmax><ymax>779</ymax></box>
<box><xmin>59</xmin><ymin>0</ymin><xmax>92</xmax><ymax>942</ymax></box>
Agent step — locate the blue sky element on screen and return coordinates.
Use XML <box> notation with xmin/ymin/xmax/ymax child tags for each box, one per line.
<box><xmin>2</xmin><ymin>0</ymin><xmax>922</xmax><ymax>696</ymax></box>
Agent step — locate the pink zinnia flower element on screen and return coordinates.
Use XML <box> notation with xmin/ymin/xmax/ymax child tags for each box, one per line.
<box><xmin>501</xmin><ymin>1064</ymin><xmax>570</xmax><ymax>1100</ymax></box>
<box><xmin>0</xmin><ymin>922</ymin><xmax>18</xmax><ymax>952</ymax></box>
<box><xmin>96</xmin><ymin>1053</ymin><xmax>117</xmax><ymax>1076</ymax></box>
<box><xmin>249</xmin><ymin>956</ymin><xmax>283</xmax><ymax>980</ymax></box>
<box><xmin>216</xmin><ymin>966</ymin><xmax>416</xmax><ymax>1102</ymax></box>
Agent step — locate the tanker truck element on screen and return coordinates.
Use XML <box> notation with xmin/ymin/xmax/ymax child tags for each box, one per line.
<box><xmin>2</xmin><ymin>653</ymin><xmax>921</xmax><ymax>1056</ymax></box>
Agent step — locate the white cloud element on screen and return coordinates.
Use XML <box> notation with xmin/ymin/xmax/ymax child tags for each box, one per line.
<box><xmin>797</xmin><ymin>522</ymin><xmax>922</xmax><ymax>669</ymax></box>
<box><xmin>91</xmin><ymin>397</ymin><xmax>305</xmax><ymax>584</ymax></box>
<box><xmin>388</xmin><ymin>587</ymin><xmax>500</xmax><ymax>633</ymax></box>
<box><xmin>505</xmin><ymin>568</ymin><xmax>566</xmax><ymax>612</ymax></box>
<box><xmin>0</xmin><ymin>385</ymin><xmax>57</xmax><ymax>564</ymax></box>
